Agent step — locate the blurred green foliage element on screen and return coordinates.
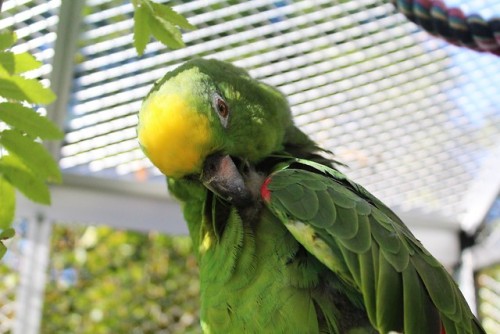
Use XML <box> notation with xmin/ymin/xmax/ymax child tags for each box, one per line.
<box><xmin>42</xmin><ymin>225</ymin><xmax>201</xmax><ymax>334</ymax></box>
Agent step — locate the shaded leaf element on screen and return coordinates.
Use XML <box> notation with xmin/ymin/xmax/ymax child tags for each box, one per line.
<box><xmin>0</xmin><ymin>75</ymin><xmax>56</xmax><ymax>104</ymax></box>
<box><xmin>0</xmin><ymin>129</ymin><xmax>61</xmax><ymax>182</ymax></box>
<box><xmin>0</xmin><ymin>31</ymin><xmax>16</xmax><ymax>50</ymax></box>
<box><xmin>151</xmin><ymin>2</ymin><xmax>195</xmax><ymax>30</ymax></box>
<box><xmin>0</xmin><ymin>52</ymin><xmax>15</xmax><ymax>74</ymax></box>
<box><xmin>0</xmin><ymin>102</ymin><xmax>63</xmax><ymax>139</ymax></box>
<box><xmin>0</xmin><ymin>176</ymin><xmax>15</xmax><ymax>229</ymax></box>
<box><xmin>13</xmin><ymin>52</ymin><xmax>43</xmax><ymax>74</ymax></box>
<box><xmin>0</xmin><ymin>155</ymin><xmax>51</xmax><ymax>204</ymax></box>
<box><xmin>0</xmin><ymin>77</ymin><xmax>30</xmax><ymax>101</ymax></box>
<box><xmin>133</xmin><ymin>5</ymin><xmax>151</xmax><ymax>56</ymax></box>
<box><xmin>0</xmin><ymin>51</ymin><xmax>42</xmax><ymax>75</ymax></box>
<box><xmin>0</xmin><ymin>242</ymin><xmax>6</xmax><ymax>260</ymax></box>
<box><xmin>0</xmin><ymin>228</ymin><xmax>15</xmax><ymax>240</ymax></box>
<box><xmin>132</xmin><ymin>0</ymin><xmax>194</xmax><ymax>52</ymax></box>
<box><xmin>149</xmin><ymin>15</ymin><xmax>185</xmax><ymax>49</ymax></box>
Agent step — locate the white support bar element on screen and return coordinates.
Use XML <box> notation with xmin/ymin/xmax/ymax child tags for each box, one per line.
<box><xmin>16</xmin><ymin>174</ymin><xmax>188</xmax><ymax>235</ymax></box>
<box><xmin>469</xmin><ymin>226</ymin><xmax>500</xmax><ymax>271</ymax></box>
<box><xmin>13</xmin><ymin>217</ymin><xmax>52</xmax><ymax>334</ymax></box>
<box><xmin>458</xmin><ymin>249</ymin><xmax>478</xmax><ymax>316</ymax></box>
<box><xmin>460</xmin><ymin>144</ymin><xmax>500</xmax><ymax>234</ymax></box>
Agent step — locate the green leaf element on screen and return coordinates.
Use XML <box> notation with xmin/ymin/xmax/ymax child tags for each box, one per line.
<box><xmin>0</xmin><ymin>77</ymin><xmax>30</xmax><ymax>101</ymax></box>
<box><xmin>0</xmin><ymin>129</ymin><xmax>62</xmax><ymax>183</ymax></box>
<box><xmin>0</xmin><ymin>242</ymin><xmax>6</xmax><ymax>259</ymax></box>
<box><xmin>133</xmin><ymin>6</ymin><xmax>151</xmax><ymax>56</ymax></box>
<box><xmin>0</xmin><ymin>176</ymin><xmax>15</xmax><ymax>229</ymax></box>
<box><xmin>151</xmin><ymin>3</ymin><xmax>195</xmax><ymax>30</ymax></box>
<box><xmin>0</xmin><ymin>51</ymin><xmax>42</xmax><ymax>75</ymax></box>
<box><xmin>0</xmin><ymin>228</ymin><xmax>15</xmax><ymax>240</ymax></box>
<box><xmin>0</xmin><ymin>52</ymin><xmax>15</xmax><ymax>74</ymax></box>
<box><xmin>0</xmin><ymin>155</ymin><xmax>51</xmax><ymax>204</ymax></box>
<box><xmin>13</xmin><ymin>52</ymin><xmax>43</xmax><ymax>74</ymax></box>
<box><xmin>0</xmin><ymin>31</ymin><xmax>16</xmax><ymax>50</ymax></box>
<box><xmin>132</xmin><ymin>0</ymin><xmax>193</xmax><ymax>52</ymax></box>
<box><xmin>0</xmin><ymin>75</ymin><xmax>56</xmax><ymax>104</ymax></box>
<box><xmin>149</xmin><ymin>15</ymin><xmax>185</xmax><ymax>49</ymax></box>
<box><xmin>0</xmin><ymin>102</ymin><xmax>64</xmax><ymax>139</ymax></box>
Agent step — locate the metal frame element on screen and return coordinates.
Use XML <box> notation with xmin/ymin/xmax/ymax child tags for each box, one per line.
<box><xmin>16</xmin><ymin>174</ymin><xmax>186</xmax><ymax>235</ymax></box>
<box><xmin>460</xmin><ymin>145</ymin><xmax>500</xmax><ymax>234</ymax></box>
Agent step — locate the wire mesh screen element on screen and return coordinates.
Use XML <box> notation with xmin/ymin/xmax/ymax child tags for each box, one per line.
<box><xmin>0</xmin><ymin>0</ymin><xmax>59</xmax><ymax>95</ymax></box>
<box><xmin>59</xmin><ymin>0</ymin><xmax>500</xmax><ymax>222</ymax></box>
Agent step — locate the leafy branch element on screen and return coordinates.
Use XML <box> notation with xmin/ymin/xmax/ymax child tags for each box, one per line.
<box><xmin>0</xmin><ymin>31</ymin><xmax>63</xmax><ymax>257</ymax></box>
<box><xmin>132</xmin><ymin>0</ymin><xmax>195</xmax><ymax>55</ymax></box>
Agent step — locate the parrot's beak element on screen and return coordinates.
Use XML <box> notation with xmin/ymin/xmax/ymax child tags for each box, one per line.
<box><xmin>201</xmin><ymin>154</ymin><xmax>253</xmax><ymax>207</ymax></box>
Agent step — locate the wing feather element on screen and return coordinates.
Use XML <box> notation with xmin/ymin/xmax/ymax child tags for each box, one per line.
<box><xmin>338</xmin><ymin>213</ymin><xmax>371</xmax><ymax>253</ymax></box>
<box><xmin>376</xmin><ymin>251</ymin><xmax>404</xmax><ymax>332</ymax></box>
<box><xmin>263</xmin><ymin>160</ymin><xmax>485</xmax><ymax>334</ymax></box>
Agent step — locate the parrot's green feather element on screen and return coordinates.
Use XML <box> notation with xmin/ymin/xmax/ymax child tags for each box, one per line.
<box><xmin>339</xmin><ymin>214</ymin><xmax>371</xmax><ymax>253</ymax></box>
<box><xmin>376</xmin><ymin>251</ymin><xmax>404</xmax><ymax>332</ymax></box>
<box><xmin>277</xmin><ymin>184</ymin><xmax>319</xmax><ymax>221</ymax></box>
<box><xmin>138</xmin><ymin>58</ymin><xmax>485</xmax><ymax>334</ymax></box>
<box><xmin>411</xmin><ymin>255</ymin><xmax>458</xmax><ymax>316</ymax></box>
<box><xmin>359</xmin><ymin>242</ymin><xmax>378</xmax><ymax>327</ymax></box>
<box><xmin>370</xmin><ymin>212</ymin><xmax>402</xmax><ymax>254</ymax></box>
<box><xmin>327</xmin><ymin>186</ymin><xmax>358</xmax><ymax>209</ymax></box>
<box><xmin>333</xmin><ymin>206</ymin><xmax>359</xmax><ymax>238</ymax></box>
<box><xmin>311</xmin><ymin>189</ymin><xmax>336</xmax><ymax>228</ymax></box>
<box><xmin>339</xmin><ymin>246</ymin><xmax>362</xmax><ymax>287</ymax></box>
<box><xmin>265</xmin><ymin>159</ymin><xmax>485</xmax><ymax>334</ymax></box>
<box><xmin>402</xmin><ymin>264</ymin><xmax>442</xmax><ymax>332</ymax></box>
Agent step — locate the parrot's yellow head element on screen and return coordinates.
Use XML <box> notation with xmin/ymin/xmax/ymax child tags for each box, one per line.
<box><xmin>137</xmin><ymin>58</ymin><xmax>293</xmax><ymax>180</ymax></box>
<box><xmin>138</xmin><ymin>89</ymin><xmax>215</xmax><ymax>178</ymax></box>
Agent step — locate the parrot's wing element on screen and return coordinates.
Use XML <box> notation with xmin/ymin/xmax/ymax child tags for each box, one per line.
<box><xmin>262</xmin><ymin>159</ymin><xmax>484</xmax><ymax>334</ymax></box>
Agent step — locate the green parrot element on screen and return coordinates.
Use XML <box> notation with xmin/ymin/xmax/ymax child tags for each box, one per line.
<box><xmin>137</xmin><ymin>58</ymin><xmax>485</xmax><ymax>334</ymax></box>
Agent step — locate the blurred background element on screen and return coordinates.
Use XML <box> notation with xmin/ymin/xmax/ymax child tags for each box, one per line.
<box><xmin>1</xmin><ymin>0</ymin><xmax>499</xmax><ymax>333</ymax></box>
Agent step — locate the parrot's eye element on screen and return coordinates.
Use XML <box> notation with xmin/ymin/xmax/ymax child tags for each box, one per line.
<box><xmin>212</xmin><ymin>93</ymin><xmax>229</xmax><ymax>128</ymax></box>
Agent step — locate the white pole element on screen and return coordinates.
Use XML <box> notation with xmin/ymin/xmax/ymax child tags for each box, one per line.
<box><xmin>13</xmin><ymin>216</ymin><xmax>53</xmax><ymax>334</ymax></box>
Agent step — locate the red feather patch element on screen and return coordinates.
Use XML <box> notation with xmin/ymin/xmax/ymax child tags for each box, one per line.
<box><xmin>440</xmin><ymin>322</ymin><xmax>446</xmax><ymax>334</ymax></box>
<box><xmin>261</xmin><ymin>177</ymin><xmax>272</xmax><ymax>203</ymax></box>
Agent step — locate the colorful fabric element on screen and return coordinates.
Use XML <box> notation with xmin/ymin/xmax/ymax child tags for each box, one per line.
<box><xmin>392</xmin><ymin>0</ymin><xmax>500</xmax><ymax>55</ymax></box>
